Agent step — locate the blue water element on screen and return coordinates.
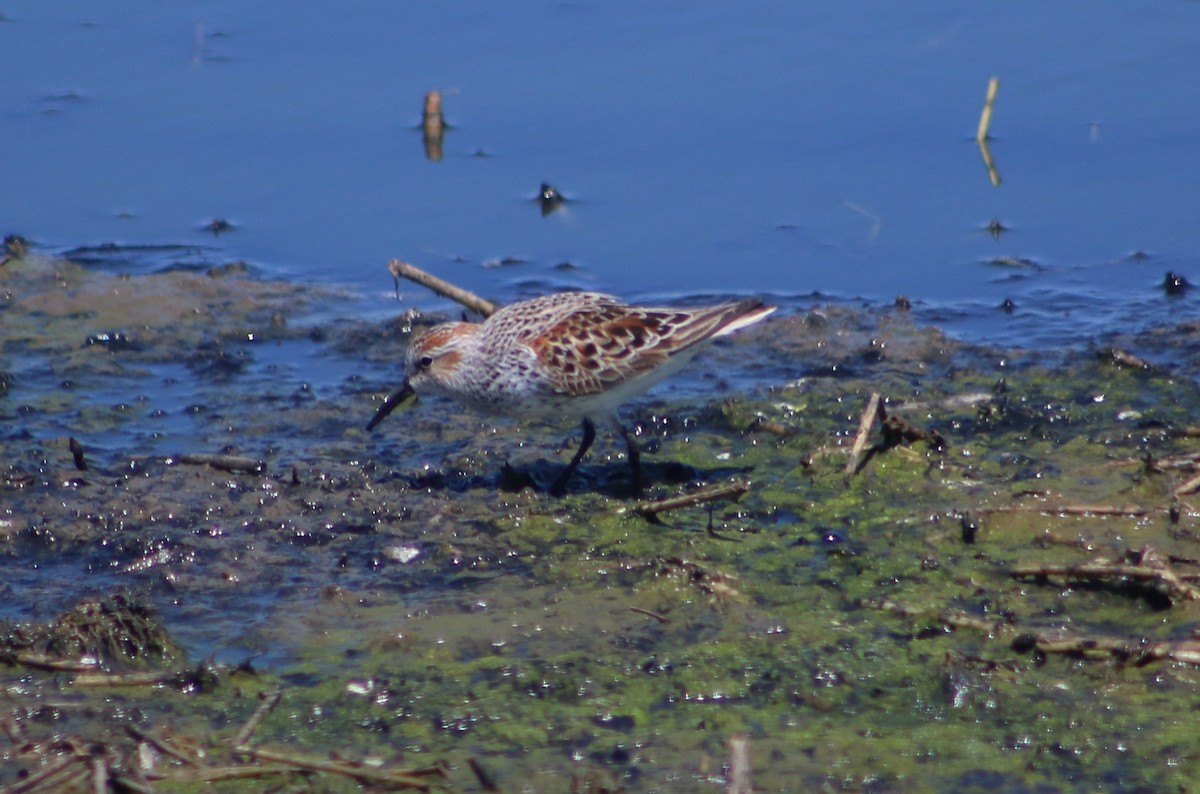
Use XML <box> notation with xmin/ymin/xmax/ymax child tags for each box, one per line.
<box><xmin>2</xmin><ymin>1</ymin><xmax>1198</xmax><ymax>345</ymax></box>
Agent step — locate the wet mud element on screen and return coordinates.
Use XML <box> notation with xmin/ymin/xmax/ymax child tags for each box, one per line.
<box><xmin>4</xmin><ymin>252</ymin><xmax>1200</xmax><ymax>791</ymax></box>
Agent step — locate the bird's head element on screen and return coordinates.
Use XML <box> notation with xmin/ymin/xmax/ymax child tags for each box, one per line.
<box><xmin>365</xmin><ymin>322</ymin><xmax>477</xmax><ymax>431</ymax></box>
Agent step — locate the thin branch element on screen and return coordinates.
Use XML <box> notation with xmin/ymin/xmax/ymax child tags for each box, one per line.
<box><xmin>175</xmin><ymin>453</ymin><xmax>265</xmax><ymax>474</ymax></box>
<box><xmin>726</xmin><ymin>734</ymin><xmax>754</xmax><ymax>794</ymax></box>
<box><xmin>468</xmin><ymin>757</ymin><xmax>499</xmax><ymax>792</ymax></box>
<box><xmin>844</xmin><ymin>392</ymin><xmax>882</xmax><ymax>480</ymax></box>
<box><xmin>387</xmin><ymin>259</ymin><xmax>497</xmax><ymax>317</ymax></box>
<box><xmin>976</xmin><ymin>76</ymin><xmax>1002</xmax><ymax>186</ymax></box>
<box><xmin>983</xmin><ymin>503</ymin><xmax>1151</xmax><ymax>517</ymax></box>
<box><xmin>230</xmin><ymin>688</ymin><xmax>282</xmax><ymax>748</ymax></box>
<box><xmin>976</xmin><ymin>76</ymin><xmax>1000</xmax><ymax>143</ymax></box>
<box><xmin>617</xmin><ymin>479</ymin><xmax>750</xmax><ymax>518</ymax></box>
<box><xmin>866</xmin><ymin>596</ymin><xmax>1200</xmax><ymax>667</ymax></box>
<box><xmin>421</xmin><ymin>90</ymin><xmax>446</xmax><ymax>162</ymax></box>
<box><xmin>6</xmin><ymin>652</ymin><xmax>100</xmax><ymax>673</ymax></box>
<box><xmin>241</xmin><ymin>747</ymin><xmax>433</xmax><ymax>789</ymax></box>
<box><xmin>978</xmin><ymin>138</ymin><xmax>1001</xmax><ymax>186</ymax></box>
<box><xmin>5</xmin><ymin>753</ymin><xmax>79</xmax><ymax>793</ymax></box>
<box><xmin>73</xmin><ymin>670</ymin><xmax>184</xmax><ymax>688</ymax></box>
<box><xmin>1015</xmin><ymin>633</ymin><xmax>1200</xmax><ymax>667</ymax></box>
<box><xmin>629</xmin><ymin>606</ymin><xmax>670</xmax><ymax>624</ymax></box>
<box><xmin>167</xmin><ymin>764</ymin><xmax>299</xmax><ymax>783</ymax></box>
<box><xmin>124</xmin><ymin>725</ymin><xmax>201</xmax><ymax>767</ymax></box>
<box><xmin>91</xmin><ymin>756</ymin><xmax>107</xmax><ymax>794</ymax></box>
<box><xmin>865</xmin><ymin>598</ymin><xmax>1008</xmax><ymax>637</ymax></box>
<box><xmin>1009</xmin><ymin>561</ymin><xmax>1200</xmax><ymax>603</ymax></box>
<box><xmin>1174</xmin><ymin>472</ymin><xmax>1200</xmax><ymax>497</ymax></box>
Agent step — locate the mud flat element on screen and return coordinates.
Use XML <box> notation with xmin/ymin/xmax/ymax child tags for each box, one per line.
<box><xmin>4</xmin><ymin>252</ymin><xmax>1200</xmax><ymax>790</ymax></box>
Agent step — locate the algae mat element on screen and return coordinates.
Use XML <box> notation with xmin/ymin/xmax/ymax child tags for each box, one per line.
<box><xmin>4</xmin><ymin>253</ymin><xmax>1200</xmax><ymax>791</ymax></box>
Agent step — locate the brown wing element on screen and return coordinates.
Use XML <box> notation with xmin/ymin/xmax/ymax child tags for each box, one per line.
<box><xmin>529</xmin><ymin>301</ymin><xmax>759</xmax><ymax>396</ymax></box>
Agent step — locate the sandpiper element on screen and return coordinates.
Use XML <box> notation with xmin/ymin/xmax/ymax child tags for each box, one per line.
<box><xmin>366</xmin><ymin>291</ymin><xmax>775</xmax><ymax>494</ymax></box>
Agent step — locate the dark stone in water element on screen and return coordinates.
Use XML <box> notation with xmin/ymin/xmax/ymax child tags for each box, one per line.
<box><xmin>539</xmin><ymin>182</ymin><xmax>565</xmax><ymax>216</ymax></box>
<box><xmin>84</xmin><ymin>330</ymin><xmax>139</xmax><ymax>351</ymax></box>
<box><xmin>1164</xmin><ymin>271</ymin><xmax>1190</xmax><ymax>295</ymax></box>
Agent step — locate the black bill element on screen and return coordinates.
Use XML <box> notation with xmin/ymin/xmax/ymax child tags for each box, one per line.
<box><xmin>365</xmin><ymin>380</ymin><xmax>417</xmax><ymax>431</ymax></box>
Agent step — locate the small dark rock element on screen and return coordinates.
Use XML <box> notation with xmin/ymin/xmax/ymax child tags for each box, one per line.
<box><xmin>84</xmin><ymin>331</ymin><xmax>139</xmax><ymax>351</ymax></box>
<box><xmin>1164</xmin><ymin>271</ymin><xmax>1190</xmax><ymax>296</ymax></box>
<box><xmin>539</xmin><ymin>182</ymin><xmax>566</xmax><ymax>216</ymax></box>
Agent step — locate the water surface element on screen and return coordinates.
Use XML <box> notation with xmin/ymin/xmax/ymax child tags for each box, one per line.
<box><xmin>2</xmin><ymin>1</ymin><xmax>1197</xmax><ymax>353</ymax></box>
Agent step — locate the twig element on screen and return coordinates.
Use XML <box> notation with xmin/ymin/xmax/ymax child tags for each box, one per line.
<box><xmin>894</xmin><ymin>391</ymin><xmax>996</xmax><ymax>414</ymax></box>
<box><xmin>124</xmin><ymin>725</ymin><xmax>200</xmax><ymax>767</ymax></box>
<box><xmin>655</xmin><ymin>556</ymin><xmax>742</xmax><ymax>598</ymax></box>
<box><xmin>841</xmin><ymin>200</ymin><xmax>883</xmax><ymax>242</ymax></box>
<box><xmin>73</xmin><ymin>670</ymin><xmax>184</xmax><ymax>688</ymax></box>
<box><xmin>1009</xmin><ymin>561</ymin><xmax>1200</xmax><ymax>603</ymax></box>
<box><xmin>169</xmin><ymin>764</ymin><xmax>300</xmax><ymax>782</ymax></box>
<box><xmin>6</xmin><ymin>652</ymin><xmax>100</xmax><ymax>673</ymax></box>
<box><xmin>977</xmin><ymin>138</ymin><xmax>1001</xmax><ymax>187</ymax></box>
<box><xmin>617</xmin><ymin>479</ymin><xmax>750</xmax><ymax>518</ymax></box>
<box><xmin>1097</xmin><ymin>347</ymin><xmax>1161</xmax><ymax>372</ymax></box>
<box><xmin>421</xmin><ymin>90</ymin><xmax>445</xmax><ymax>162</ymax></box>
<box><xmin>6</xmin><ymin>753</ymin><xmax>78</xmax><ymax>793</ymax></box>
<box><xmin>1174</xmin><ymin>472</ymin><xmax>1200</xmax><ymax>497</ymax></box>
<box><xmin>983</xmin><ymin>503</ymin><xmax>1150</xmax><ymax>517</ymax></box>
<box><xmin>1016</xmin><ymin>633</ymin><xmax>1200</xmax><ymax>666</ymax></box>
<box><xmin>387</xmin><ymin>259</ymin><xmax>497</xmax><ymax>317</ymax></box>
<box><xmin>230</xmin><ymin>687</ymin><xmax>282</xmax><ymax>748</ymax></box>
<box><xmin>175</xmin><ymin>453</ymin><xmax>265</xmax><ymax>474</ymax></box>
<box><xmin>865</xmin><ymin>598</ymin><xmax>1007</xmax><ymax>637</ymax></box>
<box><xmin>866</xmin><ymin>597</ymin><xmax>1200</xmax><ymax>667</ymax></box>
<box><xmin>726</xmin><ymin>734</ymin><xmax>754</xmax><ymax>794</ymax></box>
<box><xmin>844</xmin><ymin>392</ymin><xmax>882</xmax><ymax>480</ymax></box>
<box><xmin>1145</xmin><ymin>450</ymin><xmax>1200</xmax><ymax>471</ymax></box>
<box><xmin>69</xmin><ymin>436</ymin><xmax>89</xmax><ymax>471</ymax></box>
<box><xmin>91</xmin><ymin>756</ymin><xmax>107</xmax><ymax>794</ymax></box>
<box><xmin>976</xmin><ymin>76</ymin><xmax>1000</xmax><ymax>143</ymax></box>
<box><xmin>975</xmin><ymin>77</ymin><xmax>1002</xmax><ymax>186</ymax></box>
<box><xmin>746</xmin><ymin>415</ymin><xmax>794</xmax><ymax>437</ymax></box>
<box><xmin>629</xmin><ymin>606</ymin><xmax>670</xmax><ymax>624</ymax></box>
<box><xmin>242</xmin><ymin>747</ymin><xmax>432</xmax><ymax>789</ymax></box>
<box><xmin>467</xmin><ymin>757</ymin><xmax>499</xmax><ymax>792</ymax></box>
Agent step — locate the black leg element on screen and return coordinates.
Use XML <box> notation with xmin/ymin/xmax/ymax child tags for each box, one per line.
<box><xmin>549</xmin><ymin>417</ymin><xmax>596</xmax><ymax>496</ymax></box>
<box><xmin>615</xmin><ymin>422</ymin><xmax>643</xmax><ymax>497</ymax></box>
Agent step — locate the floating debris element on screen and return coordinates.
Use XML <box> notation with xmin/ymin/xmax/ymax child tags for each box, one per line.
<box><xmin>481</xmin><ymin>255</ymin><xmax>527</xmax><ymax>268</ymax></box>
<box><xmin>422</xmin><ymin>89</ymin><xmax>446</xmax><ymax>161</ymax></box>
<box><xmin>84</xmin><ymin>330</ymin><xmax>139</xmax><ymax>351</ymax></box>
<box><xmin>68</xmin><ymin>437</ymin><xmax>88</xmax><ymax>471</ymax></box>
<box><xmin>1</xmin><ymin>233</ymin><xmax>29</xmax><ymax>265</ymax></box>
<box><xmin>985</xmin><ymin>255</ymin><xmax>1041</xmax><ymax>269</ymax></box>
<box><xmin>1164</xmin><ymin>271</ymin><xmax>1190</xmax><ymax>296</ymax></box>
<box><xmin>538</xmin><ymin>182</ymin><xmax>566</xmax><ymax>216</ymax></box>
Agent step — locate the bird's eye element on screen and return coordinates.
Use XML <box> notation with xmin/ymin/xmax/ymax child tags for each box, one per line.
<box><xmin>417</xmin><ymin>355</ymin><xmax>434</xmax><ymax>369</ymax></box>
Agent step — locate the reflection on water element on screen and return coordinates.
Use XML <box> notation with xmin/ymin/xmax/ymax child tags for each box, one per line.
<box><xmin>0</xmin><ymin>1</ymin><xmax>1197</xmax><ymax>354</ymax></box>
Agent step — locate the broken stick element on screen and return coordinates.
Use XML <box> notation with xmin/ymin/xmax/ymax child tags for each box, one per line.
<box><xmin>387</xmin><ymin>259</ymin><xmax>497</xmax><ymax>317</ymax></box>
<box><xmin>617</xmin><ymin>479</ymin><xmax>751</xmax><ymax>518</ymax></box>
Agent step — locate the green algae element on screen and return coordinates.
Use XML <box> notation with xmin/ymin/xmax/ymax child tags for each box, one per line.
<box><xmin>5</xmin><ymin>258</ymin><xmax>1200</xmax><ymax>789</ymax></box>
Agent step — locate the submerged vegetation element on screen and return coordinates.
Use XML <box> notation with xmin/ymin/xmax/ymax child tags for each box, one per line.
<box><xmin>4</xmin><ymin>253</ymin><xmax>1200</xmax><ymax>791</ymax></box>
